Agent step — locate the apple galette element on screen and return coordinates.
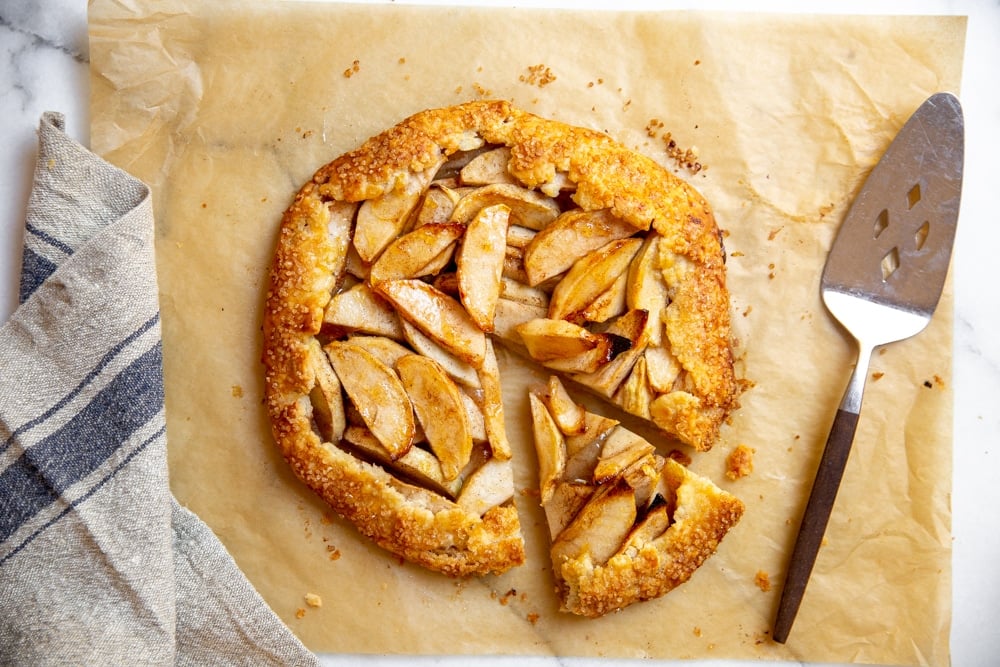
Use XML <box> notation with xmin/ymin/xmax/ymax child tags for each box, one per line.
<box><xmin>262</xmin><ymin>100</ymin><xmax>739</xmax><ymax>583</ymax></box>
<box><xmin>529</xmin><ymin>376</ymin><xmax>744</xmax><ymax>617</ymax></box>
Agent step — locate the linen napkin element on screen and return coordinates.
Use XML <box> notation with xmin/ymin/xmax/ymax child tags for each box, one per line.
<box><xmin>0</xmin><ymin>112</ymin><xmax>319</xmax><ymax>666</ymax></box>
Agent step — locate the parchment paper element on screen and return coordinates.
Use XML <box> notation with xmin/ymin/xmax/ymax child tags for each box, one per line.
<box><xmin>88</xmin><ymin>2</ymin><xmax>964</xmax><ymax>663</ymax></box>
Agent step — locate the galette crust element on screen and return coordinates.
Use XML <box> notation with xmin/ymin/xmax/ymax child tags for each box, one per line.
<box><xmin>262</xmin><ymin>100</ymin><xmax>738</xmax><ymax>578</ymax></box>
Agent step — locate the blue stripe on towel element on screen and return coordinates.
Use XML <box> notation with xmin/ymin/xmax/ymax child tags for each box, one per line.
<box><xmin>0</xmin><ymin>313</ymin><xmax>160</xmax><ymax>456</ymax></box>
<box><xmin>18</xmin><ymin>247</ymin><xmax>58</xmax><ymax>305</ymax></box>
<box><xmin>0</xmin><ymin>342</ymin><xmax>165</xmax><ymax>544</ymax></box>
<box><xmin>25</xmin><ymin>223</ymin><xmax>76</xmax><ymax>256</ymax></box>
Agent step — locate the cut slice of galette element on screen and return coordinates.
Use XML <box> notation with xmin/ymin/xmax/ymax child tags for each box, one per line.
<box><xmin>529</xmin><ymin>376</ymin><xmax>744</xmax><ymax>617</ymax></box>
<box><xmin>262</xmin><ymin>100</ymin><xmax>739</xmax><ymax>578</ymax></box>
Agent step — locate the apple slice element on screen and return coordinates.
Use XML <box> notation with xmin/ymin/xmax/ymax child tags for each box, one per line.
<box><xmin>615</xmin><ymin>355</ymin><xmax>653</xmax><ymax>420</ymax></box>
<box><xmin>626</xmin><ymin>234</ymin><xmax>669</xmax><ymax>345</ymax></box>
<box><xmin>579</xmin><ymin>270</ymin><xmax>628</xmax><ymax>323</ymax></box>
<box><xmin>499</xmin><ymin>277</ymin><xmax>549</xmax><ymax>310</ymax></box>
<box><xmin>529</xmin><ymin>392</ymin><xmax>566</xmax><ymax>504</ymax></box>
<box><xmin>342</xmin><ymin>425</ymin><xmax>462</xmax><ymax>499</ymax></box>
<box><xmin>344</xmin><ymin>334</ymin><xmax>412</xmax><ymax>371</ymax></box>
<box><xmin>541</xmin><ymin>375</ymin><xmax>586</xmax><ymax>436</ymax></box>
<box><xmin>306</xmin><ymin>338</ymin><xmax>346</xmax><ymax>444</ymax></box>
<box><xmin>592</xmin><ymin>426</ymin><xmax>655</xmax><ymax>485</ymax></box>
<box><xmin>397</xmin><ymin>354</ymin><xmax>473</xmax><ymax>482</ymax></box>
<box><xmin>523</xmin><ymin>208</ymin><xmax>637</xmax><ymax>286</ymax></box>
<box><xmin>515</xmin><ymin>318</ymin><xmax>600</xmax><ymax>361</ymax></box>
<box><xmin>476</xmin><ymin>339</ymin><xmax>511</xmax><ymax>460</ymax></box>
<box><xmin>456</xmin><ymin>457</ymin><xmax>515</xmax><ymax>517</ymax></box>
<box><xmin>457</xmin><ymin>204</ymin><xmax>510</xmax><ymax>331</ymax></box>
<box><xmin>369</xmin><ymin>222</ymin><xmax>465</xmax><ymax>287</ymax></box>
<box><xmin>325</xmin><ymin>341</ymin><xmax>414</xmax><ymax>459</ymax></box>
<box><xmin>492</xmin><ymin>297</ymin><xmax>547</xmax><ymax>341</ymax></box>
<box><xmin>547</xmin><ymin>238</ymin><xmax>643</xmax><ymax>323</ymax></box>
<box><xmin>399</xmin><ymin>318</ymin><xmax>480</xmax><ymax>390</ymax></box>
<box><xmin>571</xmin><ymin>309</ymin><xmax>649</xmax><ymax>397</ymax></box>
<box><xmin>451</xmin><ymin>183</ymin><xmax>560</xmax><ymax>230</ymax></box>
<box><xmin>542</xmin><ymin>481</ymin><xmax>594</xmax><ymax>539</ymax></box>
<box><xmin>412</xmin><ymin>184</ymin><xmax>462</xmax><ymax>228</ymax></box>
<box><xmin>505</xmin><ymin>224</ymin><xmax>537</xmax><ymax>250</ymax></box>
<box><xmin>644</xmin><ymin>345</ymin><xmax>683</xmax><ymax>394</ymax></box>
<box><xmin>323</xmin><ymin>282</ymin><xmax>404</xmax><ymax>340</ymax></box>
<box><xmin>515</xmin><ymin>318</ymin><xmax>630</xmax><ymax>374</ymax></box>
<box><xmin>459</xmin><ymin>146</ymin><xmax>517</xmax><ymax>186</ymax></box>
<box><xmin>353</xmin><ymin>164</ymin><xmax>441</xmax><ymax>263</ymax></box>
<box><xmin>377</xmin><ymin>279</ymin><xmax>486</xmax><ymax>368</ymax></box>
<box><xmin>550</xmin><ymin>479</ymin><xmax>636</xmax><ymax>568</ymax></box>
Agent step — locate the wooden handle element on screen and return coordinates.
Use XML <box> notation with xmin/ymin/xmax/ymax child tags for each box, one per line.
<box><xmin>772</xmin><ymin>407</ymin><xmax>861</xmax><ymax>644</ymax></box>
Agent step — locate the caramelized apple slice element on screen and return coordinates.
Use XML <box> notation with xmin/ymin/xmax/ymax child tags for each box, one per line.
<box><xmin>592</xmin><ymin>426</ymin><xmax>655</xmax><ymax>485</ymax></box>
<box><xmin>397</xmin><ymin>354</ymin><xmax>472</xmax><ymax>482</ymax></box>
<box><xmin>412</xmin><ymin>184</ymin><xmax>461</xmax><ymax>228</ymax></box>
<box><xmin>323</xmin><ymin>282</ymin><xmax>404</xmax><ymax>340</ymax></box>
<box><xmin>541</xmin><ymin>375</ymin><xmax>586</xmax><ymax>436</ymax></box>
<box><xmin>523</xmin><ymin>208</ymin><xmax>637</xmax><ymax>286</ymax></box>
<box><xmin>400</xmin><ymin>319</ymin><xmax>481</xmax><ymax>389</ymax></box>
<box><xmin>354</xmin><ymin>163</ymin><xmax>445</xmax><ymax>263</ymax></box>
<box><xmin>571</xmin><ymin>309</ymin><xmax>649</xmax><ymax>397</ymax></box>
<box><xmin>543</xmin><ymin>481</ymin><xmax>594</xmax><ymax>539</ymax></box>
<box><xmin>457</xmin><ymin>457</ymin><xmax>515</xmax><ymax>517</ymax></box>
<box><xmin>325</xmin><ymin>341</ymin><xmax>414</xmax><ymax>459</ymax></box>
<box><xmin>499</xmin><ymin>277</ymin><xmax>549</xmax><ymax>310</ymax></box>
<box><xmin>550</xmin><ymin>480</ymin><xmax>636</xmax><ymax>568</ymax></box>
<box><xmin>451</xmin><ymin>183</ymin><xmax>560</xmax><ymax>230</ymax></box>
<box><xmin>378</xmin><ymin>279</ymin><xmax>486</xmax><ymax>367</ymax></box>
<box><xmin>369</xmin><ymin>222</ymin><xmax>465</xmax><ymax>287</ymax></box>
<box><xmin>615</xmin><ymin>355</ymin><xmax>653</xmax><ymax>420</ymax></box>
<box><xmin>529</xmin><ymin>392</ymin><xmax>566</xmax><ymax>504</ymax></box>
<box><xmin>490</xmin><ymin>298</ymin><xmax>545</xmax><ymax>342</ymax></box>
<box><xmin>306</xmin><ymin>338</ymin><xmax>346</xmax><ymax>444</ymax></box>
<box><xmin>342</xmin><ymin>425</ymin><xmax>462</xmax><ymax>498</ymax></box>
<box><xmin>476</xmin><ymin>339</ymin><xmax>512</xmax><ymax>460</ymax></box>
<box><xmin>459</xmin><ymin>147</ymin><xmax>517</xmax><ymax>186</ymax></box>
<box><xmin>457</xmin><ymin>204</ymin><xmax>510</xmax><ymax>331</ymax></box>
<box><xmin>644</xmin><ymin>345</ymin><xmax>683</xmax><ymax>394</ymax></box>
<box><xmin>626</xmin><ymin>234</ymin><xmax>669</xmax><ymax>345</ymax></box>
<box><xmin>344</xmin><ymin>334</ymin><xmax>412</xmax><ymax>371</ymax></box>
<box><xmin>579</xmin><ymin>270</ymin><xmax>628</xmax><ymax>323</ymax></box>
<box><xmin>547</xmin><ymin>238</ymin><xmax>643</xmax><ymax>323</ymax></box>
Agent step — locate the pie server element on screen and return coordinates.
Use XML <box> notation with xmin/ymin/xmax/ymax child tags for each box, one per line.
<box><xmin>772</xmin><ymin>92</ymin><xmax>964</xmax><ymax>644</ymax></box>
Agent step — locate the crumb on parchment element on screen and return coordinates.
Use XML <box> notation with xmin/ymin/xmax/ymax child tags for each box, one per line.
<box><xmin>305</xmin><ymin>593</ymin><xmax>322</xmax><ymax>608</ymax></box>
<box><xmin>755</xmin><ymin>570</ymin><xmax>771</xmax><ymax>592</ymax></box>
<box><xmin>726</xmin><ymin>444</ymin><xmax>754</xmax><ymax>480</ymax></box>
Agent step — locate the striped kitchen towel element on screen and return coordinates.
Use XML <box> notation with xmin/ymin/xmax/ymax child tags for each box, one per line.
<box><xmin>0</xmin><ymin>113</ymin><xmax>318</xmax><ymax>666</ymax></box>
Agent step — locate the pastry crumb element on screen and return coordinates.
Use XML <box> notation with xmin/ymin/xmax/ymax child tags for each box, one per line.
<box><xmin>305</xmin><ymin>593</ymin><xmax>322</xmax><ymax>608</ymax></box>
<box><xmin>231</xmin><ymin>385</ymin><xmax>244</xmax><ymax>398</ymax></box>
<box><xmin>527</xmin><ymin>612</ymin><xmax>540</xmax><ymax>624</ymax></box>
<box><xmin>725</xmin><ymin>444</ymin><xmax>754</xmax><ymax>480</ymax></box>
<box><xmin>872</xmin><ymin>371</ymin><xmax>885</xmax><ymax>381</ymax></box>
<box><xmin>343</xmin><ymin>59</ymin><xmax>360</xmax><ymax>78</ymax></box>
<box><xmin>519</xmin><ymin>63</ymin><xmax>557</xmax><ymax>87</ymax></box>
<box><xmin>754</xmin><ymin>570</ymin><xmax>771</xmax><ymax>592</ymax></box>
<box><xmin>693</xmin><ymin>626</ymin><xmax>702</xmax><ymax>637</ymax></box>
<box><xmin>294</xmin><ymin>607</ymin><xmax>306</xmax><ymax>619</ymax></box>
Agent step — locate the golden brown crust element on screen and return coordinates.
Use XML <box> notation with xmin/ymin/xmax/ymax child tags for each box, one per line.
<box><xmin>263</xmin><ymin>100</ymin><xmax>738</xmax><ymax>579</ymax></box>
<box><xmin>556</xmin><ymin>459</ymin><xmax>744</xmax><ymax>617</ymax></box>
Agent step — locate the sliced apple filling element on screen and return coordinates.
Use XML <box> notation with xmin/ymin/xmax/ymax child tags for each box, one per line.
<box><xmin>263</xmin><ymin>100</ymin><xmax>739</xmax><ymax>582</ymax></box>
<box><xmin>530</xmin><ymin>377</ymin><xmax>744</xmax><ymax>617</ymax></box>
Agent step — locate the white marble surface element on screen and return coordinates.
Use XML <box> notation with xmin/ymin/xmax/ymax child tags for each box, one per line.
<box><xmin>2</xmin><ymin>1</ymin><xmax>998</xmax><ymax>665</ymax></box>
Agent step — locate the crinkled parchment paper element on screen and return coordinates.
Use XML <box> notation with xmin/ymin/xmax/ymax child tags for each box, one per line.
<box><xmin>88</xmin><ymin>1</ymin><xmax>964</xmax><ymax>663</ymax></box>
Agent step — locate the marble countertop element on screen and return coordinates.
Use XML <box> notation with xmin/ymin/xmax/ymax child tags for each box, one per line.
<box><xmin>3</xmin><ymin>1</ymin><xmax>998</xmax><ymax>665</ymax></box>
